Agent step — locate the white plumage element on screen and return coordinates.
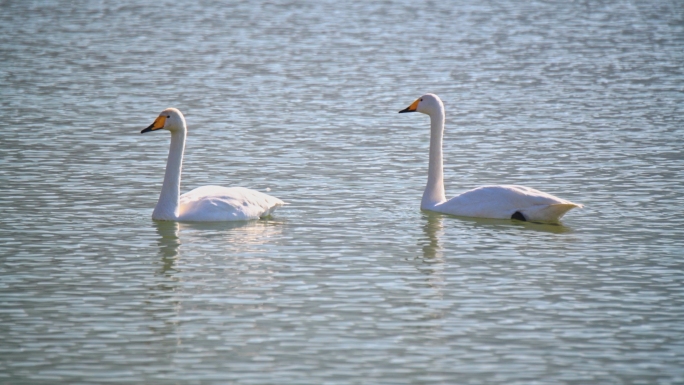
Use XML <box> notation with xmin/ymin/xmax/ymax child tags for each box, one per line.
<box><xmin>399</xmin><ymin>94</ymin><xmax>581</xmax><ymax>223</ymax></box>
<box><xmin>141</xmin><ymin>108</ymin><xmax>284</xmax><ymax>222</ymax></box>
<box><xmin>178</xmin><ymin>186</ymin><xmax>283</xmax><ymax>222</ymax></box>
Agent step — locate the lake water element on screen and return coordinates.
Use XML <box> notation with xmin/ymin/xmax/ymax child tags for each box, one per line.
<box><xmin>1</xmin><ymin>0</ymin><xmax>683</xmax><ymax>383</ymax></box>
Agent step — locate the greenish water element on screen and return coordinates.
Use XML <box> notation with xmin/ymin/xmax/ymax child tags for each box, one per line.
<box><xmin>1</xmin><ymin>0</ymin><xmax>683</xmax><ymax>383</ymax></box>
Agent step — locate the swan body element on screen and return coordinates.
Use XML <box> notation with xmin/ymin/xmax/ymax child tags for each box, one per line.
<box><xmin>399</xmin><ymin>94</ymin><xmax>581</xmax><ymax>223</ymax></box>
<box><xmin>141</xmin><ymin>108</ymin><xmax>284</xmax><ymax>222</ymax></box>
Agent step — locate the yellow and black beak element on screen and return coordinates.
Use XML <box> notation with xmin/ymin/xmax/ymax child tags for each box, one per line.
<box><xmin>398</xmin><ymin>98</ymin><xmax>420</xmax><ymax>113</ymax></box>
<box><xmin>141</xmin><ymin>115</ymin><xmax>166</xmax><ymax>134</ymax></box>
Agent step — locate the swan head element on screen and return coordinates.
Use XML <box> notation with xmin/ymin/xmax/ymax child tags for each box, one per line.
<box><xmin>398</xmin><ymin>93</ymin><xmax>444</xmax><ymax>116</ymax></box>
<box><xmin>141</xmin><ymin>108</ymin><xmax>186</xmax><ymax>134</ymax></box>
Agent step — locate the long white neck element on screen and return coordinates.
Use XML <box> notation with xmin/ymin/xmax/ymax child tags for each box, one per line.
<box><xmin>152</xmin><ymin>128</ymin><xmax>186</xmax><ymax>220</ymax></box>
<box><xmin>421</xmin><ymin>107</ymin><xmax>447</xmax><ymax>209</ymax></box>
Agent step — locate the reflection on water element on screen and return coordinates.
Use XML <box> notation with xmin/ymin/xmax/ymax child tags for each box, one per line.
<box><xmin>421</xmin><ymin>212</ymin><xmax>445</xmax><ymax>261</ymax></box>
<box><xmin>152</xmin><ymin>219</ymin><xmax>285</xmax><ymax>273</ymax></box>
<box><xmin>154</xmin><ymin>221</ymin><xmax>181</xmax><ymax>273</ymax></box>
<box><xmin>179</xmin><ymin>219</ymin><xmax>285</xmax><ymax>240</ymax></box>
<box><xmin>449</xmin><ymin>214</ymin><xmax>576</xmax><ymax>235</ymax></box>
<box><xmin>419</xmin><ymin>213</ymin><xmax>446</xmax><ymax>300</ymax></box>
<box><xmin>178</xmin><ymin>219</ymin><xmax>285</xmax><ymax>253</ymax></box>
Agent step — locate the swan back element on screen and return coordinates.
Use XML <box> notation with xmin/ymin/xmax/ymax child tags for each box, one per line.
<box><xmin>179</xmin><ymin>186</ymin><xmax>285</xmax><ymax>222</ymax></box>
<box><xmin>437</xmin><ymin>185</ymin><xmax>582</xmax><ymax>222</ymax></box>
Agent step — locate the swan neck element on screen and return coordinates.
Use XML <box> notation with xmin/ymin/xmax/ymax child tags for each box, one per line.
<box><xmin>422</xmin><ymin>109</ymin><xmax>446</xmax><ymax>209</ymax></box>
<box><xmin>153</xmin><ymin>128</ymin><xmax>186</xmax><ymax>220</ymax></box>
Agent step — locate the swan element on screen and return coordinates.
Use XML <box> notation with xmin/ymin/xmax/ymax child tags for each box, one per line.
<box><xmin>399</xmin><ymin>94</ymin><xmax>582</xmax><ymax>223</ymax></box>
<box><xmin>140</xmin><ymin>108</ymin><xmax>284</xmax><ymax>221</ymax></box>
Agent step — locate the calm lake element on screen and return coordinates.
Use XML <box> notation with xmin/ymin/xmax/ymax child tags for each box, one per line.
<box><xmin>1</xmin><ymin>0</ymin><xmax>683</xmax><ymax>383</ymax></box>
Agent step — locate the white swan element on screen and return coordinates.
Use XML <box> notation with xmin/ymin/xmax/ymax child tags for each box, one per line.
<box><xmin>141</xmin><ymin>108</ymin><xmax>284</xmax><ymax>221</ymax></box>
<box><xmin>399</xmin><ymin>94</ymin><xmax>582</xmax><ymax>223</ymax></box>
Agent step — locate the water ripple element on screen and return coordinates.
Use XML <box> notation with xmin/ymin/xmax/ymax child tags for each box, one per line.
<box><xmin>1</xmin><ymin>0</ymin><xmax>683</xmax><ymax>383</ymax></box>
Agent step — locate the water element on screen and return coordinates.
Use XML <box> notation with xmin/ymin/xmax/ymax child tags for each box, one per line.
<box><xmin>1</xmin><ymin>0</ymin><xmax>683</xmax><ymax>383</ymax></box>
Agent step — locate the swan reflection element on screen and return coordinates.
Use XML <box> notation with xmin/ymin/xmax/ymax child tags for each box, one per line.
<box><xmin>451</xmin><ymin>215</ymin><xmax>575</xmax><ymax>234</ymax></box>
<box><xmin>153</xmin><ymin>219</ymin><xmax>285</xmax><ymax>262</ymax></box>
<box><xmin>418</xmin><ymin>212</ymin><xmax>447</xmax><ymax>300</ymax></box>
<box><xmin>151</xmin><ymin>218</ymin><xmax>286</xmax><ymax>284</ymax></box>
<box><xmin>422</xmin><ymin>212</ymin><xmax>445</xmax><ymax>261</ymax></box>
<box><xmin>178</xmin><ymin>219</ymin><xmax>285</xmax><ymax>252</ymax></box>
<box><xmin>154</xmin><ymin>220</ymin><xmax>181</xmax><ymax>275</ymax></box>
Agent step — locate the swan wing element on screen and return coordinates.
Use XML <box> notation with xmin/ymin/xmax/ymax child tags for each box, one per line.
<box><xmin>435</xmin><ymin>185</ymin><xmax>581</xmax><ymax>222</ymax></box>
<box><xmin>178</xmin><ymin>186</ymin><xmax>284</xmax><ymax>222</ymax></box>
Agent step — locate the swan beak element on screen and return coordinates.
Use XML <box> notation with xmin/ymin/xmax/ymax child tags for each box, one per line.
<box><xmin>141</xmin><ymin>116</ymin><xmax>166</xmax><ymax>134</ymax></box>
<box><xmin>399</xmin><ymin>98</ymin><xmax>420</xmax><ymax>113</ymax></box>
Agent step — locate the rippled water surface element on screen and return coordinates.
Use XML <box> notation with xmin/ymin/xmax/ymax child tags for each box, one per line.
<box><xmin>2</xmin><ymin>0</ymin><xmax>684</xmax><ymax>383</ymax></box>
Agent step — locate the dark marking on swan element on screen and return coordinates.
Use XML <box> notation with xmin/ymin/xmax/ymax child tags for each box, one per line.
<box><xmin>511</xmin><ymin>211</ymin><xmax>527</xmax><ymax>221</ymax></box>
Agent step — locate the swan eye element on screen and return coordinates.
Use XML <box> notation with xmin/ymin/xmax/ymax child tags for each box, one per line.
<box><xmin>420</xmin><ymin>98</ymin><xmax>423</xmax><ymax>102</ymax></box>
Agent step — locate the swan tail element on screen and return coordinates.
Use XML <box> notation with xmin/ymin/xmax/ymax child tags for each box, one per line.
<box><xmin>522</xmin><ymin>203</ymin><xmax>582</xmax><ymax>223</ymax></box>
<box><xmin>259</xmin><ymin>200</ymin><xmax>286</xmax><ymax>218</ymax></box>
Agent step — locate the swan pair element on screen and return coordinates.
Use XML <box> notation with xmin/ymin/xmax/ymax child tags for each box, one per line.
<box><xmin>141</xmin><ymin>95</ymin><xmax>581</xmax><ymax>223</ymax></box>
